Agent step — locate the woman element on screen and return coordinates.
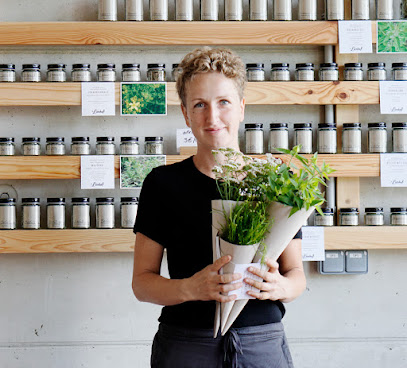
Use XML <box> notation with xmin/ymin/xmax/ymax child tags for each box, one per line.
<box><xmin>132</xmin><ymin>47</ymin><xmax>305</xmax><ymax>368</ymax></box>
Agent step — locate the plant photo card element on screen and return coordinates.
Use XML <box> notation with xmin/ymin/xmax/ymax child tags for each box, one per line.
<box><xmin>121</xmin><ymin>82</ymin><xmax>167</xmax><ymax>116</ymax></box>
<box><xmin>377</xmin><ymin>21</ymin><xmax>407</xmax><ymax>53</ymax></box>
<box><xmin>120</xmin><ymin>155</ymin><xmax>166</xmax><ymax>189</ymax></box>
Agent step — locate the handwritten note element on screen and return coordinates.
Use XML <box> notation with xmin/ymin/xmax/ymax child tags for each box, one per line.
<box><xmin>379</xmin><ymin>81</ymin><xmax>407</xmax><ymax>114</ymax></box>
<box><xmin>301</xmin><ymin>226</ymin><xmax>325</xmax><ymax>261</ymax></box>
<box><xmin>228</xmin><ymin>263</ymin><xmax>262</xmax><ymax>300</ymax></box>
<box><xmin>81</xmin><ymin>82</ymin><xmax>116</xmax><ymax>116</ymax></box>
<box><xmin>338</xmin><ymin>21</ymin><xmax>373</xmax><ymax>54</ymax></box>
<box><xmin>81</xmin><ymin>155</ymin><xmax>115</xmax><ymax>189</ymax></box>
<box><xmin>380</xmin><ymin>153</ymin><xmax>407</xmax><ymax>187</ymax></box>
<box><xmin>176</xmin><ymin>128</ymin><xmax>197</xmax><ymax>153</ymax></box>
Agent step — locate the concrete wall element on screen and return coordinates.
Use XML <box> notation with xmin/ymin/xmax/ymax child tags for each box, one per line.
<box><xmin>1</xmin><ymin>1</ymin><xmax>407</xmax><ymax>367</ymax></box>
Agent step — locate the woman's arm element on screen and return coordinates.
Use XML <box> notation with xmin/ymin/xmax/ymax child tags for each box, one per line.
<box><xmin>132</xmin><ymin>232</ymin><xmax>243</xmax><ymax>306</ymax></box>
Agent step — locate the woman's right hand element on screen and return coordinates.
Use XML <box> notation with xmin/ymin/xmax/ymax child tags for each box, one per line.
<box><xmin>186</xmin><ymin>255</ymin><xmax>243</xmax><ymax>303</ymax></box>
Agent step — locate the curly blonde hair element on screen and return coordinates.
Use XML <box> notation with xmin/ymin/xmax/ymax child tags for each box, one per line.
<box><xmin>176</xmin><ymin>47</ymin><xmax>247</xmax><ymax>106</ymax></box>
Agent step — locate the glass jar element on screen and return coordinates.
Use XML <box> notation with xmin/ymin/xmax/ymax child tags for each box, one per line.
<box><xmin>71</xmin><ymin>137</ymin><xmax>91</xmax><ymax>155</ymax></box>
<box><xmin>342</xmin><ymin>123</ymin><xmax>362</xmax><ymax>154</ymax></box>
<box><xmin>0</xmin><ymin>138</ymin><xmax>15</xmax><ymax>156</ymax></box>
<box><xmin>402</xmin><ymin>0</ymin><xmax>407</xmax><ymax>19</ymax></box>
<box><xmin>271</xmin><ymin>63</ymin><xmax>290</xmax><ymax>81</ymax></box>
<box><xmin>97</xmin><ymin>63</ymin><xmax>116</xmax><ymax>82</ymax></box>
<box><xmin>339</xmin><ymin>207</ymin><xmax>359</xmax><ymax>226</ymax></box>
<box><xmin>344</xmin><ymin>63</ymin><xmax>363</xmax><ymax>81</ymax></box>
<box><xmin>245</xmin><ymin>123</ymin><xmax>264</xmax><ymax>154</ymax></box>
<box><xmin>249</xmin><ymin>0</ymin><xmax>267</xmax><ymax>20</ymax></box>
<box><xmin>22</xmin><ymin>137</ymin><xmax>41</xmax><ymax>156</ymax></box>
<box><xmin>22</xmin><ymin>64</ymin><xmax>41</xmax><ymax>82</ymax></box>
<box><xmin>0</xmin><ymin>194</ymin><xmax>16</xmax><ymax>230</ymax></box>
<box><xmin>225</xmin><ymin>0</ymin><xmax>243</xmax><ymax>21</ymax></box>
<box><xmin>96</xmin><ymin>137</ymin><xmax>115</xmax><ymax>155</ymax></box>
<box><xmin>200</xmin><ymin>0</ymin><xmax>219</xmax><ymax>20</ymax></box>
<box><xmin>22</xmin><ymin>198</ymin><xmax>41</xmax><ymax>230</ymax></box>
<box><xmin>121</xmin><ymin>197</ymin><xmax>139</xmax><ymax>228</ymax></box>
<box><xmin>120</xmin><ymin>137</ymin><xmax>140</xmax><ymax>155</ymax></box>
<box><xmin>172</xmin><ymin>64</ymin><xmax>182</xmax><ymax>82</ymax></box>
<box><xmin>319</xmin><ymin>63</ymin><xmax>339</xmax><ymax>81</ymax></box>
<box><xmin>122</xmin><ymin>63</ymin><xmax>141</xmax><ymax>82</ymax></box>
<box><xmin>246</xmin><ymin>63</ymin><xmax>265</xmax><ymax>82</ymax></box>
<box><xmin>352</xmin><ymin>0</ymin><xmax>369</xmax><ymax>19</ymax></box>
<box><xmin>0</xmin><ymin>64</ymin><xmax>16</xmax><ymax>82</ymax></box>
<box><xmin>391</xmin><ymin>207</ymin><xmax>407</xmax><ymax>226</ymax></box>
<box><xmin>294</xmin><ymin>123</ymin><xmax>313</xmax><ymax>153</ymax></box>
<box><xmin>72</xmin><ymin>197</ymin><xmax>90</xmax><ymax>229</ymax></box>
<box><xmin>47</xmin><ymin>64</ymin><xmax>66</xmax><ymax>82</ymax></box>
<box><xmin>376</xmin><ymin>0</ymin><xmax>393</xmax><ymax>20</ymax></box>
<box><xmin>273</xmin><ymin>0</ymin><xmax>292</xmax><ymax>20</ymax></box>
<box><xmin>317</xmin><ymin>124</ymin><xmax>337</xmax><ymax>154</ymax></box>
<box><xmin>176</xmin><ymin>0</ymin><xmax>193</xmax><ymax>20</ymax></box>
<box><xmin>99</xmin><ymin>0</ymin><xmax>118</xmax><ymax>21</ymax></box>
<box><xmin>392</xmin><ymin>122</ymin><xmax>407</xmax><ymax>153</ymax></box>
<box><xmin>314</xmin><ymin>208</ymin><xmax>334</xmax><ymax>226</ymax></box>
<box><xmin>298</xmin><ymin>0</ymin><xmax>317</xmax><ymax>20</ymax></box>
<box><xmin>145</xmin><ymin>137</ymin><xmax>164</xmax><ymax>154</ymax></box>
<box><xmin>365</xmin><ymin>207</ymin><xmax>384</xmax><ymax>226</ymax></box>
<box><xmin>147</xmin><ymin>64</ymin><xmax>166</xmax><ymax>82</ymax></box>
<box><xmin>72</xmin><ymin>64</ymin><xmax>92</xmax><ymax>82</ymax></box>
<box><xmin>269</xmin><ymin>123</ymin><xmax>289</xmax><ymax>153</ymax></box>
<box><xmin>392</xmin><ymin>63</ymin><xmax>407</xmax><ymax>81</ymax></box>
<box><xmin>295</xmin><ymin>63</ymin><xmax>315</xmax><ymax>81</ymax></box>
<box><xmin>46</xmin><ymin>137</ymin><xmax>66</xmax><ymax>156</ymax></box>
<box><xmin>326</xmin><ymin>0</ymin><xmax>344</xmax><ymax>19</ymax></box>
<box><xmin>47</xmin><ymin>198</ymin><xmax>65</xmax><ymax>229</ymax></box>
<box><xmin>96</xmin><ymin>197</ymin><xmax>115</xmax><ymax>229</ymax></box>
<box><xmin>126</xmin><ymin>0</ymin><xmax>144</xmax><ymax>21</ymax></box>
<box><xmin>150</xmin><ymin>0</ymin><xmax>168</xmax><ymax>20</ymax></box>
<box><xmin>367</xmin><ymin>63</ymin><xmax>386</xmax><ymax>81</ymax></box>
<box><xmin>368</xmin><ymin>122</ymin><xmax>387</xmax><ymax>153</ymax></box>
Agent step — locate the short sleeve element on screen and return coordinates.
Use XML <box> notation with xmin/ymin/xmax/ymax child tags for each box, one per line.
<box><xmin>293</xmin><ymin>228</ymin><xmax>302</xmax><ymax>239</ymax></box>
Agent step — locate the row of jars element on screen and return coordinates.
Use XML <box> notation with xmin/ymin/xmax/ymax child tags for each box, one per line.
<box><xmin>100</xmin><ymin>0</ymin><xmax>402</xmax><ymax>21</ymax></box>
<box><xmin>0</xmin><ymin>137</ymin><xmax>164</xmax><ymax>156</ymax></box>
<box><xmin>0</xmin><ymin>63</ymin><xmax>177</xmax><ymax>83</ymax></box>
<box><xmin>246</xmin><ymin>63</ymin><xmax>407</xmax><ymax>82</ymax></box>
<box><xmin>244</xmin><ymin>122</ymin><xmax>407</xmax><ymax>154</ymax></box>
<box><xmin>314</xmin><ymin>207</ymin><xmax>407</xmax><ymax>226</ymax></box>
<box><xmin>0</xmin><ymin>196</ymin><xmax>138</xmax><ymax>230</ymax></box>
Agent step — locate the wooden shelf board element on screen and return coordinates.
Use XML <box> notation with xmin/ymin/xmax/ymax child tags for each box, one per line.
<box><xmin>0</xmin><ymin>81</ymin><xmax>379</xmax><ymax>106</ymax></box>
<box><xmin>0</xmin><ymin>21</ymin><xmax>338</xmax><ymax>46</ymax></box>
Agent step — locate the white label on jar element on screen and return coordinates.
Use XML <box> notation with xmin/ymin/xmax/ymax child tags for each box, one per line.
<box><xmin>71</xmin><ymin>143</ymin><xmax>91</xmax><ymax>155</ymax></box>
<box><xmin>22</xmin><ymin>71</ymin><xmax>41</xmax><ymax>82</ymax></box>
<box><xmin>250</xmin><ymin>0</ymin><xmax>267</xmax><ymax>20</ymax></box>
<box><xmin>96</xmin><ymin>204</ymin><xmax>115</xmax><ymax>228</ymax></box>
<box><xmin>344</xmin><ymin>69</ymin><xmax>363</xmax><ymax>81</ymax></box>
<box><xmin>96</xmin><ymin>143</ymin><xmax>115</xmax><ymax>155</ymax></box>
<box><xmin>122</xmin><ymin>70</ymin><xmax>141</xmax><ymax>82</ymax></box>
<box><xmin>340</xmin><ymin>213</ymin><xmax>358</xmax><ymax>226</ymax></box>
<box><xmin>295</xmin><ymin>130</ymin><xmax>313</xmax><ymax>153</ymax></box>
<box><xmin>247</xmin><ymin>69</ymin><xmax>265</xmax><ymax>82</ymax></box>
<box><xmin>393</xmin><ymin>129</ymin><xmax>407</xmax><ymax>153</ymax></box>
<box><xmin>320</xmin><ymin>69</ymin><xmax>339</xmax><ymax>81</ymax></box>
<box><xmin>47</xmin><ymin>71</ymin><xmax>66</xmax><ymax>82</ymax></box>
<box><xmin>296</xmin><ymin>69</ymin><xmax>314</xmax><ymax>81</ymax></box>
<box><xmin>393</xmin><ymin>69</ymin><xmax>407</xmax><ymax>81</ymax></box>
<box><xmin>99</xmin><ymin>0</ymin><xmax>117</xmax><ymax>20</ymax></box>
<box><xmin>342</xmin><ymin>129</ymin><xmax>362</xmax><ymax>153</ymax></box>
<box><xmin>0</xmin><ymin>71</ymin><xmax>15</xmax><ymax>82</ymax></box>
<box><xmin>0</xmin><ymin>206</ymin><xmax>16</xmax><ymax>229</ymax></box>
<box><xmin>391</xmin><ymin>213</ymin><xmax>407</xmax><ymax>225</ymax></box>
<box><xmin>314</xmin><ymin>214</ymin><xmax>334</xmax><ymax>226</ymax></box>
<box><xmin>271</xmin><ymin>70</ymin><xmax>290</xmax><ymax>81</ymax></box>
<box><xmin>298</xmin><ymin>0</ymin><xmax>317</xmax><ymax>20</ymax></box>
<box><xmin>274</xmin><ymin>0</ymin><xmax>292</xmax><ymax>20</ymax></box>
<box><xmin>318</xmin><ymin>130</ymin><xmax>337</xmax><ymax>154</ymax></box>
<box><xmin>245</xmin><ymin>130</ymin><xmax>264</xmax><ymax>154</ymax></box>
<box><xmin>368</xmin><ymin>69</ymin><xmax>386</xmax><ymax>81</ymax></box>
<box><xmin>72</xmin><ymin>205</ymin><xmax>90</xmax><ymax>229</ymax></box>
<box><xmin>121</xmin><ymin>204</ymin><xmax>138</xmax><ymax>228</ymax></box>
<box><xmin>47</xmin><ymin>205</ymin><xmax>65</xmax><ymax>229</ymax></box>
<box><xmin>72</xmin><ymin>70</ymin><xmax>92</xmax><ymax>82</ymax></box>
<box><xmin>176</xmin><ymin>0</ymin><xmax>193</xmax><ymax>20</ymax></box>
<box><xmin>326</xmin><ymin>0</ymin><xmax>344</xmax><ymax>20</ymax></box>
<box><xmin>120</xmin><ymin>143</ymin><xmax>139</xmax><ymax>155</ymax></box>
<box><xmin>225</xmin><ymin>0</ymin><xmax>243</xmax><ymax>20</ymax></box>
<box><xmin>46</xmin><ymin>143</ymin><xmax>66</xmax><ymax>155</ymax></box>
<box><xmin>352</xmin><ymin>0</ymin><xmax>369</xmax><ymax>19</ymax></box>
<box><xmin>23</xmin><ymin>143</ymin><xmax>41</xmax><ymax>156</ymax></box>
<box><xmin>269</xmin><ymin>130</ymin><xmax>289</xmax><ymax>153</ymax></box>
<box><xmin>365</xmin><ymin>213</ymin><xmax>384</xmax><ymax>225</ymax></box>
<box><xmin>22</xmin><ymin>205</ymin><xmax>40</xmax><ymax>229</ymax></box>
<box><xmin>376</xmin><ymin>0</ymin><xmax>393</xmax><ymax>19</ymax></box>
<box><xmin>369</xmin><ymin>129</ymin><xmax>387</xmax><ymax>153</ymax></box>
<box><xmin>150</xmin><ymin>0</ymin><xmax>168</xmax><ymax>20</ymax></box>
<box><xmin>201</xmin><ymin>0</ymin><xmax>219</xmax><ymax>20</ymax></box>
<box><xmin>0</xmin><ymin>144</ymin><xmax>15</xmax><ymax>156</ymax></box>
<box><xmin>97</xmin><ymin>70</ymin><xmax>116</xmax><ymax>82</ymax></box>
<box><xmin>126</xmin><ymin>0</ymin><xmax>144</xmax><ymax>20</ymax></box>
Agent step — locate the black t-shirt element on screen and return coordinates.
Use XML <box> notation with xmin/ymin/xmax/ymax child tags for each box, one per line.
<box><xmin>133</xmin><ymin>156</ymin><xmax>302</xmax><ymax>329</ymax></box>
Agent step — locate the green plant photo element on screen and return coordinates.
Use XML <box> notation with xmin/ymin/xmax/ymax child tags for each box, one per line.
<box><xmin>121</xmin><ymin>82</ymin><xmax>167</xmax><ymax>115</ymax></box>
<box><xmin>377</xmin><ymin>21</ymin><xmax>407</xmax><ymax>53</ymax></box>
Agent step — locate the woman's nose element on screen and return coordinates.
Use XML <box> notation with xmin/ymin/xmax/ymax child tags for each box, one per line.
<box><xmin>206</xmin><ymin>104</ymin><xmax>219</xmax><ymax>123</ymax></box>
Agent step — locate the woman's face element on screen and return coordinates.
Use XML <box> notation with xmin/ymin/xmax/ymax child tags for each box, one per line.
<box><xmin>181</xmin><ymin>72</ymin><xmax>245</xmax><ymax>152</ymax></box>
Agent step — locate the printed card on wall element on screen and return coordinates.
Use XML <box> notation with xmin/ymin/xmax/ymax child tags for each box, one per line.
<box><xmin>380</xmin><ymin>153</ymin><xmax>407</xmax><ymax>187</ymax></box>
<box><xmin>120</xmin><ymin>155</ymin><xmax>166</xmax><ymax>189</ymax></box>
<box><xmin>379</xmin><ymin>81</ymin><xmax>407</xmax><ymax>114</ymax></box>
<box><xmin>176</xmin><ymin>128</ymin><xmax>197</xmax><ymax>153</ymax></box>
<box><xmin>338</xmin><ymin>21</ymin><xmax>372</xmax><ymax>54</ymax></box>
<box><xmin>301</xmin><ymin>226</ymin><xmax>325</xmax><ymax>261</ymax></box>
<box><xmin>81</xmin><ymin>155</ymin><xmax>115</xmax><ymax>189</ymax></box>
<box><xmin>377</xmin><ymin>21</ymin><xmax>407</xmax><ymax>53</ymax></box>
<box><xmin>120</xmin><ymin>82</ymin><xmax>167</xmax><ymax>116</ymax></box>
<box><xmin>81</xmin><ymin>82</ymin><xmax>116</xmax><ymax>116</ymax></box>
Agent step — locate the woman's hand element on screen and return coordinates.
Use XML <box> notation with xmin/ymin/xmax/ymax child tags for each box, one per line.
<box><xmin>186</xmin><ymin>255</ymin><xmax>243</xmax><ymax>303</ymax></box>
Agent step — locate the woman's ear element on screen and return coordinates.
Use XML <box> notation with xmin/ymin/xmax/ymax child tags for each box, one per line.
<box><xmin>240</xmin><ymin>98</ymin><xmax>246</xmax><ymax>122</ymax></box>
<box><xmin>181</xmin><ymin>103</ymin><xmax>191</xmax><ymax>127</ymax></box>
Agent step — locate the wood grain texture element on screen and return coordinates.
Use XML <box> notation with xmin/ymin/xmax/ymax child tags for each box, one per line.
<box><xmin>336</xmin><ymin>177</ymin><xmax>360</xmax><ymax>209</ymax></box>
<box><xmin>0</xmin><ymin>229</ymin><xmax>135</xmax><ymax>253</ymax></box>
<box><xmin>0</xmin><ymin>22</ymin><xmax>338</xmax><ymax>46</ymax></box>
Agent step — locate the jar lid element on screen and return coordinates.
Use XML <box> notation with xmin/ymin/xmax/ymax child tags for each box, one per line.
<box><xmin>245</xmin><ymin>123</ymin><xmax>263</xmax><ymax>129</ymax></box>
<box><xmin>343</xmin><ymin>123</ymin><xmax>361</xmax><ymax>128</ymax></box>
<box><xmin>365</xmin><ymin>207</ymin><xmax>383</xmax><ymax>212</ymax></box>
<box><xmin>296</xmin><ymin>63</ymin><xmax>314</xmax><ymax>68</ymax></box>
<box><xmin>269</xmin><ymin>123</ymin><xmax>288</xmax><ymax>128</ymax></box>
<box><xmin>271</xmin><ymin>63</ymin><xmax>289</xmax><ymax>68</ymax></box>
<box><xmin>22</xmin><ymin>137</ymin><xmax>40</xmax><ymax>142</ymax></box>
<box><xmin>318</xmin><ymin>123</ymin><xmax>336</xmax><ymax>129</ymax></box>
<box><xmin>320</xmin><ymin>207</ymin><xmax>334</xmax><ymax>214</ymax></box>
<box><xmin>22</xmin><ymin>198</ymin><xmax>40</xmax><ymax>203</ymax></box>
<box><xmin>294</xmin><ymin>123</ymin><xmax>312</xmax><ymax>129</ymax></box>
<box><xmin>96</xmin><ymin>197</ymin><xmax>114</xmax><ymax>203</ymax></box>
<box><xmin>368</xmin><ymin>122</ymin><xmax>386</xmax><ymax>128</ymax></box>
<box><xmin>46</xmin><ymin>137</ymin><xmax>65</xmax><ymax>142</ymax></box>
<box><xmin>392</xmin><ymin>122</ymin><xmax>407</xmax><ymax>128</ymax></box>
<box><xmin>121</xmin><ymin>136</ymin><xmax>139</xmax><ymax>142</ymax></box>
<box><xmin>368</xmin><ymin>62</ymin><xmax>385</xmax><ymax>68</ymax></box>
<box><xmin>48</xmin><ymin>64</ymin><xmax>66</xmax><ymax>69</ymax></box>
<box><xmin>97</xmin><ymin>136</ymin><xmax>114</xmax><ymax>142</ymax></box>
<box><xmin>72</xmin><ymin>137</ymin><xmax>90</xmax><ymax>142</ymax></box>
<box><xmin>121</xmin><ymin>197</ymin><xmax>139</xmax><ymax>202</ymax></box>
<box><xmin>47</xmin><ymin>197</ymin><xmax>65</xmax><ymax>203</ymax></box>
<box><xmin>0</xmin><ymin>197</ymin><xmax>16</xmax><ymax>203</ymax></box>
<box><xmin>172</xmin><ymin>63</ymin><xmax>179</xmax><ymax>68</ymax></box>
<box><xmin>392</xmin><ymin>63</ymin><xmax>407</xmax><ymax>68</ymax></box>
<box><xmin>0</xmin><ymin>137</ymin><xmax>14</xmax><ymax>142</ymax></box>
<box><xmin>320</xmin><ymin>63</ymin><xmax>338</xmax><ymax>68</ymax></box>
<box><xmin>340</xmin><ymin>207</ymin><xmax>359</xmax><ymax>213</ymax></box>
<box><xmin>246</xmin><ymin>63</ymin><xmax>264</xmax><ymax>68</ymax></box>
<box><xmin>72</xmin><ymin>63</ymin><xmax>90</xmax><ymax>69</ymax></box>
<box><xmin>122</xmin><ymin>63</ymin><xmax>140</xmax><ymax>69</ymax></box>
<box><xmin>148</xmin><ymin>63</ymin><xmax>165</xmax><ymax>69</ymax></box>
<box><xmin>344</xmin><ymin>63</ymin><xmax>362</xmax><ymax>68</ymax></box>
<box><xmin>145</xmin><ymin>136</ymin><xmax>163</xmax><ymax>142</ymax></box>
<box><xmin>0</xmin><ymin>64</ymin><xmax>15</xmax><ymax>69</ymax></box>
<box><xmin>391</xmin><ymin>207</ymin><xmax>407</xmax><ymax>212</ymax></box>
<box><xmin>72</xmin><ymin>197</ymin><xmax>90</xmax><ymax>203</ymax></box>
<box><xmin>97</xmin><ymin>63</ymin><xmax>115</xmax><ymax>69</ymax></box>
<box><xmin>22</xmin><ymin>64</ymin><xmax>40</xmax><ymax>69</ymax></box>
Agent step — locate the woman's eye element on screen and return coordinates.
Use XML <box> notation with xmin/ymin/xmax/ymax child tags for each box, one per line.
<box><xmin>194</xmin><ymin>102</ymin><xmax>204</xmax><ymax>108</ymax></box>
<box><xmin>220</xmin><ymin>100</ymin><xmax>230</xmax><ymax>105</ymax></box>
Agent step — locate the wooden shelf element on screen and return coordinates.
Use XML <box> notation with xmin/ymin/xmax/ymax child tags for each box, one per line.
<box><xmin>0</xmin><ymin>21</ymin><xmax>338</xmax><ymax>46</ymax></box>
<box><xmin>0</xmin><ymin>154</ymin><xmax>379</xmax><ymax>180</ymax></box>
<box><xmin>0</xmin><ymin>81</ymin><xmax>379</xmax><ymax>106</ymax></box>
